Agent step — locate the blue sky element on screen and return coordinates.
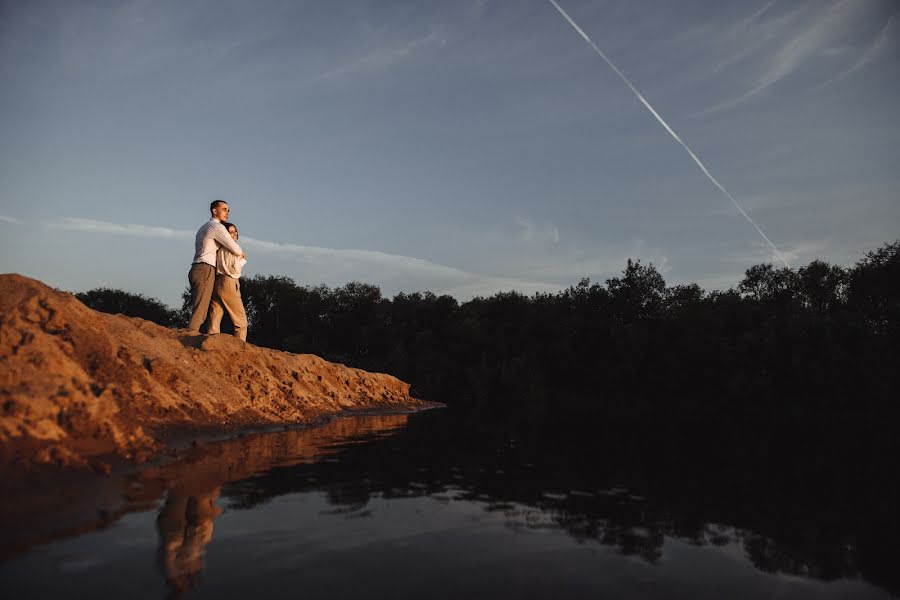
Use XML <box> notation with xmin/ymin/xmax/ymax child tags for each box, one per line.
<box><xmin>1</xmin><ymin>0</ymin><xmax>898</xmax><ymax>307</ymax></box>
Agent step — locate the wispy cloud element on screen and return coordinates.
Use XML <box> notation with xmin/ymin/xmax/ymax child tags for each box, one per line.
<box><xmin>824</xmin><ymin>14</ymin><xmax>896</xmax><ymax>86</ymax></box>
<box><xmin>740</xmin><ymin>0</ymin><xmax>779</xmax><ymax>29</ymax></box>
<box><xmin>313</xmin><ymin>29</ymin><xmax>444</xmax><ymax>82</ymax></box>
<box><xmin>695</xmin><ymin>0</ymin><xmax>869</xmax><ymax>116</ymax></box>
<box><xmin>754</xmin><ymin>5</ymin><xmax>842</xmax><ymax>86</ymax></box>
<box><xmin>515</xmin><ymin>216</ymin><xmax>560</xmax><ymax>244</ymax></box>
<box><xmin>50</xmin><ymin>218</ymin><xmax>192</xmax><ymax>239</ymax></box>
<box><xmin>49</xmin><ymin>217</ymin><xmax>560</xmax><ymax>298</ymax></box>
<box><xmin>240</xmin><ymin>235</ymin><xmax>560</xmax><ymax>297</ymax></box>
<box><xmin>0</xmin><ymin>215</ymin><xmax>24</xmax><ymax>225</ymax></box>
<box><xmin>703</xmin><ymin>3</ymin><xmax>803</xmax><ymax>78</ymax></box>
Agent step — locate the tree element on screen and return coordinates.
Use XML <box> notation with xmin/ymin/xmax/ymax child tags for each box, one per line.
<box><xmin>848</xmin><ymin>240</ymin><xmax>900</xmax><ymax>336</ymax></box>
<box><xmin>606</xmin><ymin>259</ymin><xmax>666</xmax><ymax>321</ymax></box>
<box><xmin>796</xmin><ymin>259</ymin><xmax>847</xmax><ymax>312</ymax></box>
<box><xmin>664</xmin><ymin>283</ymin><xmax>704</xmax><ymax>315</ymax></box>
<box><xmin>77</xmin><ymin>288</ymin><xmax>184</xmax><ymax>327</ymax></box>
<box><xmin>738</xmin><ymin>263</ymin><xmax>799</xmax><ymax>306</ymax></box>
<box><xmin>232</xmin><ymin>275</ymin><xmax>312</xmax><ymax>349</ymax></box>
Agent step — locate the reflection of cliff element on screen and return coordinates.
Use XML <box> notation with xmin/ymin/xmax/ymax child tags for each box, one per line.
<box><xmin>1</xmin><ymin>414</ymin><xmax>409</xmax><ymax>567</ymax></box>
<box><xmin>138</xmin><ymin>414</ymin><xmax>409</xmax><ymax>494</ymax></box>
<box><xmin>145</xmin><ymin>414</ymin><xmax>410</xmax><ymax>596</ymax></box>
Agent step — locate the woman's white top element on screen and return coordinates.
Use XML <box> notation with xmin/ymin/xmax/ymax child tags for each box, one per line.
<box><xmin>216</xmin><ymin>246</ymin><xmax>247</xmax><ymax>279</ymax></box>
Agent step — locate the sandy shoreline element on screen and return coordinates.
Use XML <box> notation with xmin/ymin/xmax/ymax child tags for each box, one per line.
<box><xmin>0</xmin><ymin>273</ymin><xmax>439</xmax><ymax>471</ymax></box>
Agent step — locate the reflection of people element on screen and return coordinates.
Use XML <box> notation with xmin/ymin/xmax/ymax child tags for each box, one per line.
<box><xmin>208</xmin><ymin>222</ymin><xmax>248</xmax><ymax>341</ymax></box>
<box><xmin>187</xmin><ymin>200</ymin><xmax>245</xmax><ymax>334</ymax></box>
<box><xmin>156</xmin><ymin>485</ymin><xmax>222</xmax><ymax>598</ymax></box>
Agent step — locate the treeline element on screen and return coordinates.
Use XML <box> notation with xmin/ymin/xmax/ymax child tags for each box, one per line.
<box><xmin>74</xmin><ymin>287</ymin><xmax>185</xmax><ymax>328</ymax></box>
<box><xmin>76</xmin><ymin>240</ymin><xmax>900</xmax><ymax>418</ymax></box>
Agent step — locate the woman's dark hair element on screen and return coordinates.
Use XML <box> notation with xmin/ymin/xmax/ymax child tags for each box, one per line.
<box><xmin>222</xmin><ymin>222</ymin><xmax>238</xmax><ymax>237</ymax></box>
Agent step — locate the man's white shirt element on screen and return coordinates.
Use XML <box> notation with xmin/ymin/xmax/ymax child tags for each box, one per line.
<box><xmin>192</xmin><ymin>218</ymin><xmax>243</xmax><ymax>267</ymax></box>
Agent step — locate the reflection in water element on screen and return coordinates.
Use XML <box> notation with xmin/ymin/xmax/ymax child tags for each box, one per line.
<box><xmin>155</xmin><ymin>485</ymin><xmax>221</xmax><ymax>597</ymax></box>
<box><xmin>0</xmin><ymin>409</ymin><xmax>896</xmax><ymax>599</ymax></box>
<box><xmin>141</xmin><ymin>415</ymin><xmax>409</xmax><ymax>598</ymax></box>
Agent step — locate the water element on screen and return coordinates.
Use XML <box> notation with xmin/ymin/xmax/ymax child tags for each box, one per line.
<box><xmin>0</xmin><ymin>409</ymin><xmax>895</xmax><ymax>599</ymax></box>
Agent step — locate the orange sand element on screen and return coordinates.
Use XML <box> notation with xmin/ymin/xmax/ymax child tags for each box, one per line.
<box><xmin>0</xmin><ymin>274</ymin><xmax>435</xmax><ymax>470</ymax></box>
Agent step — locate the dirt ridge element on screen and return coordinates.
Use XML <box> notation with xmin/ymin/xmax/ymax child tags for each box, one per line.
<box><xmin>0</xmin><ymin>274</ymin><xmax>434</xmax><ymax>470</ymax></box>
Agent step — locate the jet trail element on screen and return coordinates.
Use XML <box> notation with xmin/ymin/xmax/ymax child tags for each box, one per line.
<box><xmin>548</xmin><ymin>0</ymin><xmax>790</xmax><ymax>268</ymax></box>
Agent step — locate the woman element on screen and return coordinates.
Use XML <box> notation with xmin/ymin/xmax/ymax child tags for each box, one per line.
<box><xmin>208</xmin><ymin>222</ymin><xmax>248</xmax><ymax>341</ymax></box>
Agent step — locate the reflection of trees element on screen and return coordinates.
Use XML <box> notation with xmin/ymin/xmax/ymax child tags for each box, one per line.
<box><xmin>6</xmin><ymin>409</ymin><xmax>898</xmax><ymax>597</ymax></box>
<box><xmin>322</xmin><ymin>481</ymin><xmax>372</xmax><ymax>513</ymax></box>
<box><xmin>529</xmin><ymin>500</ymin><xmax>666</xmax><ymax>563</ymax></box>
<box><xmin>216</xmin><ymin>409</ymin><xmax>897</xmax><ymax>595</ymax></box>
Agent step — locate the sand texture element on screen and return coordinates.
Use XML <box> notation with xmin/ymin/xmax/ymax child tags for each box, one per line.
<box><xmin>0</xmin><ymin>274</ymin><xmax>434</xmax><ymax>470</ymax></box>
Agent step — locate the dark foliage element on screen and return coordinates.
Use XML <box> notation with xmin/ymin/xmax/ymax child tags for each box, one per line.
<box><xmin>848</xmin><ymin>240</ymin><xmax>900</xmax><ymax>337</ymax></box>
<box><xmin>173</xmin><ymin>240</ymin><xmax>896</xmax><ymax>421</ymax></box>
<box><xmin>78</xmin><ymin>241</ymin><xmax>899</xmax><ymax>422</ymax></box>
<box><xmin>75</xmin><ymin>287</ymin><xmax>185</xmax><ymax>328</ymax></box>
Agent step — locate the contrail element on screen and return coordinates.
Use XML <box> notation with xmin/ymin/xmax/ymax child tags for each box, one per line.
<box><xmin>548</xmin><ymin>0</ymin><xmax>790</xmax><ymax>268</ymax></box>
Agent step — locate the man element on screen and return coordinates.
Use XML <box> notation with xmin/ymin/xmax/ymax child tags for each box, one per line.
<box><xmin>187</xmin><ymin>200</ymin><xmax>245</xmax><ymax>334</ymax></box>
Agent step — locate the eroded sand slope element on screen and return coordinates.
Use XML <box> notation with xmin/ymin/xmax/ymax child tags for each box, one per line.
<box><xmin>0</xmin><ymin>274</ymin><xmax>431</xmax><ymax>468</ymax></box>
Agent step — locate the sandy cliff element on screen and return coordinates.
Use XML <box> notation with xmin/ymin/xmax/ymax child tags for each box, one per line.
<box><xmin>0</xmin><ymin>274</ymin><xmax>434</xmax><ymax>470</ymax></box>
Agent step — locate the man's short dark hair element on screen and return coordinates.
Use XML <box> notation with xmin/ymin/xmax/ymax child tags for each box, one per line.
<box><xmin>210</xmin><ymin>199</ymin><xmax>227</xmax><ymax>212</ymax></box>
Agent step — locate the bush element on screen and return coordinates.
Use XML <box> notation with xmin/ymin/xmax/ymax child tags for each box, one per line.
<box><xmin>76</xmin><ymin>288</ymin><xmax>185</xmax><ymax>328</ymax></box>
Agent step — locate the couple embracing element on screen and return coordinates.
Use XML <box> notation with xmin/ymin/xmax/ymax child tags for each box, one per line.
<box><xmin>186</xmin><ymin>200</ymin><xmax>248</xmax><ymax>341</ymax></box>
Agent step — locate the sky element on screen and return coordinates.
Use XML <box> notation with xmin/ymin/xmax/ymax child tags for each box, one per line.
<box><xmin>1</xmin><ymin>0</ymin><xmax>898</xmax><ymax>307</ymax></box>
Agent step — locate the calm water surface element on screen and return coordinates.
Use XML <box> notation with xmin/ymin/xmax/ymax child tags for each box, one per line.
<box><xmin>0</xmin><ymin>409</ymin><xmax>894</xmax><ymax>599</ymax></box>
